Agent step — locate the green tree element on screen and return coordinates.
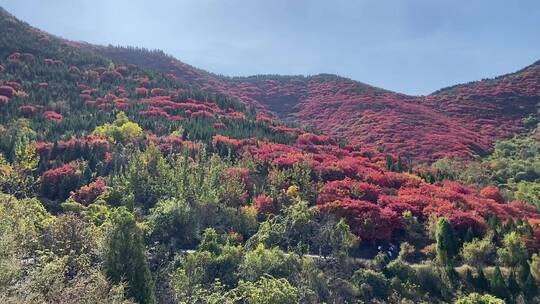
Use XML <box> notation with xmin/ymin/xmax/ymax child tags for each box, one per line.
<box><xmin>352</xmin><ymin>268</ymin><xmax>390</xmax><ymax>300</ymax></box>
<box><xmin>0</xmin><ymin>193</ymin><xmax>52</xmax><ymax>290</ymax></box>
<box><xmin>489</xmin><ymin>266</ymin><xmax>509</xmax><ymax>301</ymax></box>
<box><xmin>93</xmin><ymin>112</ymin><xmax>143</xmax><ymax>144</ymax></box>
<box><xmin>236</xmin><ymin>275</ymin><xmax>300</xmax><ymax>304</ymax></box>
<box><xmin>174</xmin><ymin>233</ymin><xmax>243</xmax><ymax>295</ymax></box>
<box><xmin>148</xmin><ymin>198</ymin><xmax>199</xmax><ymax>248</ymax></box>
<box><xmin>497</xmin><ymin>231</ymin><xmax>528</xmax><ymax>271</ymax></box>
<box><xmin>461</xmin><ymin>236</ymin><xmax>496</xmax><ymax>268</ymax></box>
<box><xmin>435</xmin><ymin>218</ymin><xmax>456</xmax><ymax>265</ymax></box>
<box><xmin>476</xmin><ymin>268</ymin><xmax>490</xmax><ymax>293</ymax></box>
<box><xmin>531</xmin><ymin>253</ymin><xmax>540</xmax><ymax>282</ymax></box>
<box><xmin>238</xmin><ymin>244</ymin><xmax>300</xmax><ymax>282</ymax></box>
<box><xmin>506</xmin><ymin>270</ymin><xmax>520</xmax><ymax>296</ymax></box>
<box><xmin>315</xmin><ymin>217</ymin><xmax>358</xmax><ymax>258</ymax></box>
<box><xmin>104</xmin><ymin>207</ymin><xmax>155</xmax><ymax>304</ymax></box>
<box><xmin>0</xmin><ymin>139</ymin><xmax>40</xmax><ymax>198</ymax></box>
<box><xmin>455</xmin><ymin>293</ymin><xmax>505</xmax><ymax>304</ymax></box>
<box><xmin>522</xmin><ymin>272</ymin><xmax>538</xmax><ymax>300</ymax></box>
<box><xmin>122</xmin><ymin>145</ymin><xmax>175</xmax><ymax>209</ymax></box>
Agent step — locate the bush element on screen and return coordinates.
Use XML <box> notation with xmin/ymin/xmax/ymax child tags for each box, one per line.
<box><xmin>236</xmin><ymin>275</ymin><xmax>300</xmax><ymax>304</ymax></box>
<box><xmin>104</xmin><ymin>208</ymin><xmax>155</xmax><ymax>304</ymax></box>
<box><xmin>352</xmin><ymin>268</ymin><xmax>390</xmax><ymax>300</ymax></box>
<box><xmin>461</xmin><ymin>236</ymin><xmax>496</xmax><ymax>268</ymax></box>
<box><xmin>148</xmin><ymin>198</ymin><xmax>199</xmax><ymax>248</ymax></box>
<box><xmin>238</xmin><ymin>244</ymin><xmax>300</xmax><ymax>283</ymax></box>
<box><xmin>455</xmin><ymin>293</ymin><xmax>505</xmax><ymax>304</ymax></box>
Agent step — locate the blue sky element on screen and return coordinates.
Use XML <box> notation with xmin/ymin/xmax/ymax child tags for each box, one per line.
<box><xmin>1</xmin><ymin>0</ymin><xmax>539</xmax><ymax>95</ymax></box>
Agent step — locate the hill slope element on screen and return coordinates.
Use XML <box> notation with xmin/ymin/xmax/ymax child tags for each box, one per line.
<box><xmin>92</xmin><ymin>46</ymin><xmax>539</xmax><ymax>163</ymax></box>
<box><xmin>2</xmin><ymin>7</ymin><xmax>540</xmax><ymax>304</ymax></box>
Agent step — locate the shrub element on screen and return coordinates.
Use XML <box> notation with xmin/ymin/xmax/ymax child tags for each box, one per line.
<box><xmin>104</xmin><ymin>208</ymin><xmax>155</xmax><ymax>304</ymax></box>
<box><xmin>461</xmin><ymin>236</ymin><xmax>496</xmax><ymax>268</ymax></box>
<box><xmin>455</xmin><ymin>293</ymin><xmax>505</xmax><ymax>304</ymax></box>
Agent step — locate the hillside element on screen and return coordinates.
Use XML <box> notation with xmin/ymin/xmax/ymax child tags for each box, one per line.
<box><xmin>1</xmin><ymin>6</ymin><xmax>540</xmax><ymax>304</ymax></box>
<box><xmin>93</xmin><ymin>46</ymin><xmax>539</xmax><ymax>163</ymax></box>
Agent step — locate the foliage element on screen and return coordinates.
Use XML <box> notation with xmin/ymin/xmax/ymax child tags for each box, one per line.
<box><xmin>238</xmin><ymin>244</ymin><xmax>300</xmax><ymax>282</ymax></box>
<box><xmin>436</xmin><ymin>217</ymin><xmax>457</xmax><ymax>265</ymax></box>
<box><xmin>0</xmin><ymin>139</ymin><xmax>39</xmax><ymax>197</ymax></box>
<box><xmin>104</xmin><ymin>207</ymin><xmax>155</xmax><ymax>304</ymax></box>
<box><xmin>497</xmin><ymin>231</ymin><xmax>528</xmax><ymax>269</ymax></box>
<box><xmin>0</xmin><ymin>7</ymin><xmax>540</xmax><ymax>304</ymax></box>
<box><xmin>489</xmin><ymin>266</ymin><xmax>510</xmax><ymax>301</ymax></box>
<box><xmin>461</xmin><ymin>236</ymin><xmax>496</xmax><ymax>268</ymax></box>
<box><xmin>455</xmin><ymin>293</ymin><xmax>505</xmax><ymax>304</ymax></box>
<box><xmin>235</xmin><ymin>275</ymin><xmax>300</xmax><ymax>304</ymax></box>
<box><xmin>93</xmin><ymin>112</ymin><xmax>143</xmax><ymax>143</ymax></box>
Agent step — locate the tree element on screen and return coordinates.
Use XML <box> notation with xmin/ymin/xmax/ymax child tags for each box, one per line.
<box><xmin>352</xmin><ymin>268</ymin><xmax>390</xmax><ymax>300</ymax></box>
<box><xmin>455</xmin><ymin>293</ymin><xmax>504</xmax><ymax>304</ymax></box>
<box><xmin>397</xmin><ymin>242</ymin><xmax>415</xmax><ymax>262</ymax></box>
<box><xmin>174</xmin><ymin>228</ymin><xmax>243</xmax><ymax>290</ymax></box>
<box><xmin>476</xmin><ymin>268</ymin><xmax>490</xmax><ymax>293</ymax></box>
<box><xmin>0</xmin><ymin>139</ymin><xmax>40</xmax><ymax>198</ymax></box>
<box><xmin>497</xmin><ymin>231</ymin><xmax>528</xmax><ymax>271</ymax></box>
<box><xmin>517</xmin><ymin>255</ymin><xmax>531</xmax><ymax>285</ymax></box>
<box><xmin>489</xmin><ymin>266</ymin><xmax>509</xmax><ymax>301</ymax></box>
<box><xmin>461</xmin><ymin>236</ymin><xmax>496</xmax><ymax>268</ymax></box>
<box><xmin>93</xmin><ymin>112</ymin><xmax>143</xmax><ymax>144</ymax></box>
<box><xmin>148</xmin><ymin>198</ymin><xmax>199</xmax><ymax>248</ymax></box>
<box><xmin>236</xmin><ymin>275</ymin><xmax>300</xmax><ymax>304</ymax></box>
<box><xmin>531</xmin><ymin>253</ymin><xmax>540</xmax><ymax>282</ymax></box>
<box><xmin>506</xmin><ymin>270</ymin><xmax>520</xmax><ymax>296</ymax></box>
<box><xmin>104</xmin><ymin>207</ymin><xmax>155</xmax><ymax>304</ymax></box>
<box><xmin>315</xmin><ymin>217</ymin><xmax>358</xmax><ymax>258</ymax></box>
<box><xmin>435</xmin><ymin>218</ymin><xmax>457</xmax><ymax>265</ymax></box>
<box><xmin>515</xmin><ymin>181</ymin><xmax>540</xmax><ymax>210</ymax></box>
<box><xmin>121</xmin><ymin>145</ymin><xmax>175</xmax><ymax>209</ymax></box>
<box><xmin>464</xmin><ymin>268</ymin><xmax>476</xmax><ymax>291</ymax></box>
<box><xmin>238</xmin><ymin>244</ymin><xmax>300</xmax><ymax>282</ymax></box>
<box><xmin>522</xmin><ymin>272</ymin><xmax>538</xmax><ymax>300</ymax></box>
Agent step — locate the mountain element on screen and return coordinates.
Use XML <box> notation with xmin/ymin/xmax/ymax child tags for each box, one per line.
<box><xmin>1</xmin><ymin>7</ymin><xmax>540</xmax><ymax>303</ymax></box>
<box><xmin>90</xmin><ymin>45</ymin><xmax>540</xmax><ymax>163</ymax></box>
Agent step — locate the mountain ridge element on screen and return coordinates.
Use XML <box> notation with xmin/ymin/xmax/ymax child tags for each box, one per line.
<box><xmin>1</xmin><ymin>6</ymin><xmax>538</xmax><ymax>163</ymax></box>
<box><xmin>87</xmin><ymin>45</ymin><xmax>539</xmax><ymax>163</ymax></box>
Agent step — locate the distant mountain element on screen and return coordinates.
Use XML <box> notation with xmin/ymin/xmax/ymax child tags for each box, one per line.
<box><xmin>1</xmin><ymin>6</ymin><xmax>538</xmax><ymax>163</ymax></box>
<box><xmin>91</xmin><ymin>45</ymin><xmax>539</xmax><ymax>163</ymax></box>
<box><xmin>2</xmin><ymin>8</ymin><xmax>540</xmax><ymax>304</ymax></box>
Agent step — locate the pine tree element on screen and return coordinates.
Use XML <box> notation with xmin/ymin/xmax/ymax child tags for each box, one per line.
<box><xmin>104</xmin><ymin>207</ymin><xmax>156</xmax><ymax>304</ymax></box>
<box><xmin>476</xmin><ymin>268</ymin><xmax>489</xmax><ymax>292</ymax></box>
<box><xmin>435</xmin><ymin>217</ymin><xmax>456</xmax><ymax>265</ymax></box>
<box><xmin>504</xmin><ymin>218</ymin><xmax>516</xmax><ymax>233</ymax></box>
<box><xmin>464</xmin><ymin>227</ymin><xmax>475</xmax><ymax>243</ymax></box>
<box><xmin>522</xmin><ymin>272</ymin><xmax>538</xmax><ymax>300</ymax></box>
<box><xmin>490</xmin><ymin>266</ymin><xmax>510</xmax><ymax>301</ymax></box>
<box><xmin>517</xmin><ymin>258</ymin><xmax>531</xmax><ymax>286</ymax></box>
<box><xmin>464</xmin><ymin>268</ymin><xmax>476</xmax><ymax>291</ymax></box>
<box><xmin>507</xmin><ymin>271</ymin><xmax>520</xmax><ymax>296</ymax></box>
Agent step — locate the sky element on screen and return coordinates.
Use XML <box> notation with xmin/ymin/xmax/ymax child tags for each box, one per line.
<box><xmin>1</xmin><ymin>0</ymin><xmax>539</xmax><ymax>95</ymax></box>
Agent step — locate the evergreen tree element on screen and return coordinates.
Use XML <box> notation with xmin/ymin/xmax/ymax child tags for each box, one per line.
<box><xmin>517</xmin><ymin>258</ymin><xmax>531</xmax><ymax>286</ymax></box>
<box><xmin>435</xmin><ymin>217</ymin><xmax>456</xmax><ymax>265</ymax></box>
<box><xmin>476</xmin><ymin>268</ymin><xmax>489</xmax><ymax>292</ymax></box>
<box><xmin>506</xmin><ymin>271</ymin><xmax>520</xmax><ymax>296</ymax></box>
<box><xmin>443</xmin><ymin>264</ymin><xmax>459</xmax><ymax>288</ymax></box>
<box><xmin>464</xmin><ymin>227</ymin><xmax>475</xmax><ymax>243</ymax></box>
<box><xmin>522</xmin><ymin>272</ymin><xmax>538</xmax><ymax>300</ymax></box>
<box><xmin>490</xmin><ymin>266</ymin><xmax>510</xmax><ymax>301</ymax></box>
<box><xmin>104</xmin><ymin>207</ymin><xmax>156</xmax><ymax>304</ymax></box>
<box><xmin>464</xmin><ymin>268</ymin><xmax>476</xmax><ymax>291</ymax></box>
<box><xmin>497</xmin><ymin>231</ymin><xmax>528</xmax><ymax>271</ymax></box>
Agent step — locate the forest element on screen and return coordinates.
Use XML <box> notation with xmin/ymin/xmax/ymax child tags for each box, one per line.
<box><xmin>0</xmin><ymin>6</ymin><xmax>540</xmax><ymax>304</ymax></box>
